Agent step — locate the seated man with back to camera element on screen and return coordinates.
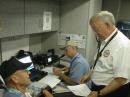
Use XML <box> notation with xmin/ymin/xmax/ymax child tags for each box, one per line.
<box><xmin>0</xmin><ymin>56</ymin><xmax>53</xmax><ymax>97</ymax></box>
<box><xmin>53</xmin><ymin>40</ymin><xmax>91</xmax><ymax>87</ymax></box>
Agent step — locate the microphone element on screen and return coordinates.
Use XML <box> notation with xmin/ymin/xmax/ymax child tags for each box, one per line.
<box><xmin>59</xmin><ymin>54</ymin><xmax>65</xmax><ymax>59</ymax></box>
<box><xmin>52</xmin><ymin>54</ymin><xmax>65</xmax><ymax>63</ymax></box>
<box><xmin>55</xmin><ymin>54</ymin><xmax>65</xmax><ymax>68</ymax></box>
<box><xmin>55</xmin><ymin>54</ymin><xmax>65</xmax><ymax>62</ymax></box>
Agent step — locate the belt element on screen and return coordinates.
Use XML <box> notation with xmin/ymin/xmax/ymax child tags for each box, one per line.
<box><xmin>91</xmin><ymin>82</ymin><xmax>130</xmax><ymax>97</ymax></box>
<box><xmin>91</xmin><ymin>82</ymin><xmax>105</xmax><ymax>91</ymax></box>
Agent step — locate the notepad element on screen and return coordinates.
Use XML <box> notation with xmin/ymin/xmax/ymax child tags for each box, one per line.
<box><xmin>38</xmin><ymin>75</ymin><xmax>61</xmax><ymax>88</ymax></box>
<box><xmin>67</xmin><ymin>84</ymin><xmax>91</xmax><ymax>96</ymax></box>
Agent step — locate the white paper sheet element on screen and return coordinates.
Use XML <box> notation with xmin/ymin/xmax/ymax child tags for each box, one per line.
<box><xmin>38</xmin><ymin>75</ymin><xmax>61</xmax><ymax>88</ymax></box>
<box><xmin>42</xmin><ymin>67</ymin><xmax>53</xmax><ymax>74</ymax></box>
<box><xmin>67</xmin><ymin>84</ymin><xmax>91</xmax><ymax>97</ymax></box>
<box><xmin>43</xmin><ymin>11</ymin><xmax>52</xmax><ymax>31</ymax></box>
<box><xmin>53</xmin><ymin>85</ymin><xmax>70</xmax><ymax>93</ymax></box>
<box><xmin>58</xmin><ymin>33</ymin><xmax>86</xmax><ymax>48</ymax></box>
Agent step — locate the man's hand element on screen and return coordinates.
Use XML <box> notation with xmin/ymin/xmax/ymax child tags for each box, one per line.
<box><xmin>43</xmin><ymin>90</ymin><xmax>53</xmax><ymax>97</ymax></box>
<box><xmin>53</xmin><ymin>67</ymin><xmax>63</xmax><ymax>76</ymax></box>
<box><xmin>80</xmin><ymin>74</ymin><xmax>91</xmax><ymax>84</ymax></box>
<box><xmin>96</xmin><ymin>77</ymin><xmax>127</xmax><ymax>96</ymax></box>
<box><xmin>61</xmin><ymin>67</ymin><xmax>69</xmax><ymax>73</ymax></box>
<box><xmin>87</xmin><ymin>91</ymin><xmax>98</xmax><ymax>97</ymax></box>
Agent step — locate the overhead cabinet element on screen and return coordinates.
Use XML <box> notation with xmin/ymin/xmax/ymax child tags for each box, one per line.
<box><xmin>25</xmin><ymin>0</ymin><xmax>60</xmax><ymax>34</ymax></box>
<box><xmin>0</xmin><ymin>0</ymin><xmax>60</xmax><ymax>38</ymax></box>
<box><xmin>0</xmin><ymin>0</ymin><xmax>24</xmax><ymax>38</ymax></box>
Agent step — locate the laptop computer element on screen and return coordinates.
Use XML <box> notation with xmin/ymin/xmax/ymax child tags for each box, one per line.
<box><xmin>18</xmin><ymin>55</ymin><xmax>47</xmax><ymax>82</ymax></box>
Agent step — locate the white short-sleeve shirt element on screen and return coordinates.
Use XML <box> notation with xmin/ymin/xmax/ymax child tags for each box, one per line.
<box><xmin>91</xmin><ymin>29</ymin><xmax>130</xmax><ymax>85</ymax></box>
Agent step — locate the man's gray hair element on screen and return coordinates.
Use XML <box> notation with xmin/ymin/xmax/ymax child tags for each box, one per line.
<box><xmin>96</xmin><ymin>11</ymin><xmax>115</xmax><ymax>25</ymax></box>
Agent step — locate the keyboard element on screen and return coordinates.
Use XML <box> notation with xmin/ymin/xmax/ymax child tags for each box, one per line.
<box><xmin>30</xmin><ymin>69</ymin><xmax>48</xmax><ymax>82</ymax></box>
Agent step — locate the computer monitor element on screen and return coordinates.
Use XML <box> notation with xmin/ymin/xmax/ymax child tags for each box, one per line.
<box><xmin>47</xmin><ymin>57</ymin><xmax>52</xmax><ymax>63</ymax></box>
<box><xmin>18</xmin><ymin>55</ymin><xmax>34</xmax><ymax>71</ymax></box>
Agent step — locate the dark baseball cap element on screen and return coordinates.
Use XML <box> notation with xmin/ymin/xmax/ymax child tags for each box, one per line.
<box><xmin>0</xmin><ymin>56</ymin><xmax>32</xmax><ymax>79</ymax></box>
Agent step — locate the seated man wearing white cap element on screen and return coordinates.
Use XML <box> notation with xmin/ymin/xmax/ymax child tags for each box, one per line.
<box><xmin>53</xmin><ymin>40</ymin><xmax>91</xmax><ymax>87</ymax></box>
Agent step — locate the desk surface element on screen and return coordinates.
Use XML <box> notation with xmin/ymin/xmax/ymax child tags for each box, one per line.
<box><xmin>54</xmin><ymin>92</ymin><xmax>83</xmax><ymax>97</ymax></box>
<box><xmin>30</xmin><ymin>64</ymin><xmax>85</xmax><ymax>97</ymax></box>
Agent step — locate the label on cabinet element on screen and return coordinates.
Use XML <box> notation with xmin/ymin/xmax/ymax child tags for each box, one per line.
<box><xmin>43</xmin><ymin>11</ymin><xmax>52</xmax><ymax>31</ymax></box>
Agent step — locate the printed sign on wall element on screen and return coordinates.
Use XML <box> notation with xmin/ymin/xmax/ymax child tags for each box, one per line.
<box><xmin>58</xmin><ymin>33</ymin><xmax>86</xmax><ymax>49</ymax></box>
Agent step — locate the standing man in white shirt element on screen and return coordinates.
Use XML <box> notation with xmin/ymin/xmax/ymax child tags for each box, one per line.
<box><xmin>80</xmin><ymin>11</ymin><xmax>130</xmax><ymax>97</ymax></box>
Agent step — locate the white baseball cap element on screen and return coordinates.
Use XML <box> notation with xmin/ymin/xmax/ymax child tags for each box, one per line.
<box><xmin>60</xmin><ymin>40</ymin><xmax>78</xmax><ymax>50</ymax></box>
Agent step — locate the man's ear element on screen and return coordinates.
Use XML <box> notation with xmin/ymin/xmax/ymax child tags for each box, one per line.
<box><xmin>10</xmin><ymin>75</ymin><xmax>18</xmax><ymax>84</ymax></box>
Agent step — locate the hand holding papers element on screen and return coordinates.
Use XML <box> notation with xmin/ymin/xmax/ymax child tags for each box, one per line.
<box><xmin>67</xmin><ymin>84</ymin><xmax>91</xmax><ymax>97</ymax></box>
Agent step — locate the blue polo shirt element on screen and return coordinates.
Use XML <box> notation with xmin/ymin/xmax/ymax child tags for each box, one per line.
<box><xmin>3</xmin><ymin>88</ymin><xmax>27</xmax><ymax>97</ymax></box>
<box><xmin>69</xmin><ymin>53</ymin><xmax>91</xmax><ymax>87</ymax></box>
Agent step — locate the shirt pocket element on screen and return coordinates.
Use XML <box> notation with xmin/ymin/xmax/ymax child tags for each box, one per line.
<box><xmin>99</xmin><ymin>50</ymin><xmax>113</xmax><ymax>70</ymax></box>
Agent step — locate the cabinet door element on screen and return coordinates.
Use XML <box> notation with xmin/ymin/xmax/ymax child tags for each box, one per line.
<box><xmin>0</xmin><ymin>0</ymin><xmax>24</xmax><ymax>38</ymax></box>
<box><xmin>46</xmin><ymin>0</ymin><xmax>60</xmax><ymax>32</ymax></box>
<box><xmin>25</xmin><ymin>0</ymin><xmax>59</xmax><ymax>34</ymax></box>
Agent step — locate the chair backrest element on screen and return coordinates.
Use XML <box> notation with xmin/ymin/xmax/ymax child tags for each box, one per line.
<box><xmin>116</xmin><ymin>21</ymin><xmax>130</xmax><ymax>39</ymax></box>
<box><xmin>0</xmin><ymin>76</ymin><xmax>6</xmax><ymax>97</ymax></box>
<box><xmin>0</xmin><ymin>89</ymin><xmax>4</xmax><ymax>97</ymax></box>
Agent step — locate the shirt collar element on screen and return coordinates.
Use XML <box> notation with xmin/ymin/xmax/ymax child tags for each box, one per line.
<box><xmin>70</xmin><ymin>53</ymin><xmax>79</xmax><ymax>67</ymax></box>
<box><xmin>8</xmin><ymin>88</ymin><xmax>27</xmax><ymax>96</ymax></box>
<box><xmin>103</xmin><ymin>28</ymin><xmax>117</xmax><ymax>44</ymax></box>
<box><xmin>71</xmin><ymin>53</ymin><xmax>79</xmax><ymax>61</ymax></box>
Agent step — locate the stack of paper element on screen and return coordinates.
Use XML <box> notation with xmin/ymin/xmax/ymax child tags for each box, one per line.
<box><xmin>67</xmin><ymin>84</ymin><xmax>91</xmax><ymax>97</ymax></box>
<box><xmin>53</xmin><ymin>85</ymin><xmax>70</xmax><ymax>93</ymax></box>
